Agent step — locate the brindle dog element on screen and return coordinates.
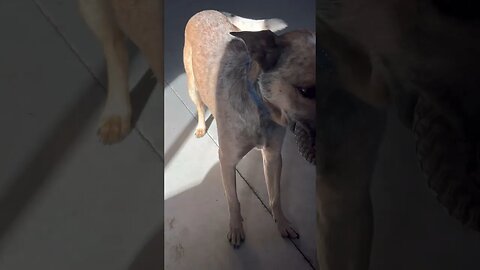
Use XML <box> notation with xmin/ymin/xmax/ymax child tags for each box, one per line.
<box><xmin>184</xmin><ymin>10</ymin><xmax>315</xmax><ymax>247</ymax></box>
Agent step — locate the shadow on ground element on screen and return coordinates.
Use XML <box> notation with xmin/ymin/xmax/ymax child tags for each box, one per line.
<box><xmin>128</xmin><ymin>223</ymin><xmax>164</xmax><ymax>270</ymax></box>
<box><xmin>0</xmin><ymin>67</ymin><xmax>158</xmax><ymax>245</ymax></box>
<box><xmin>165</xmin><ymin>162</ymin><xmax>314</xmax><ymax>270</ymax></box>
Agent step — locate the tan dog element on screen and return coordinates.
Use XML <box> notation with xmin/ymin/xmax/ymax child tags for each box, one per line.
<box><xmin>78</xmin><ymin>0</ymin><xmax>163</xmax><ymax>144</ymax></box>
<box><xmin>184</xmin><ymin>10</ymin><xmax>315</xmax><ymax>247</ymax></box>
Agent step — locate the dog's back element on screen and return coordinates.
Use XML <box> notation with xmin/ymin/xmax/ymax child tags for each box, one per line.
<box><xmin>183</xmin><ymin>11</ymin><xmax>238</xmax><ymax>116</ymax></box>
<box><xmin>183</xmin><ymin>10</ymin><xmax>287</xmax><ymax>117</ymax></box>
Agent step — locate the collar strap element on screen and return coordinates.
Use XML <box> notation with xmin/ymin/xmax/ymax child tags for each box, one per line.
<box><xmin>245</xmin><ymin>60</ymin><xmax>271</xmax><ymax>118</ymax></box>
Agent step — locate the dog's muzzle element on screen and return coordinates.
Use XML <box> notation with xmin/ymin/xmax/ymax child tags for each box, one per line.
<box><xmin>290</xmin><ymin>121</ymin><xmax>315</xmax><ymax>165</ymax></box>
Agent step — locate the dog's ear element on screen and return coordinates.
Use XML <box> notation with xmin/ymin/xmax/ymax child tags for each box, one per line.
<box><xmin>230</xmin><ymin>30</ymin><xmax>282</xmax><ymax>71</ymax></box>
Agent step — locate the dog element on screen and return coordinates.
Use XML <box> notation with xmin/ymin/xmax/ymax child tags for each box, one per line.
<box><xmin>78</xmin><ymin>0</ymin><xmax>163</xmax><ymax>144</ymax></box>
<box><xmin>316</xmin><ymin>0</ymin><xmax>480</xmax><ymax>269</ymax></box>
<box><xmin>183</xmin><ymin>10</ymin><xmax>316</xmax><ymax>247</ymax></box>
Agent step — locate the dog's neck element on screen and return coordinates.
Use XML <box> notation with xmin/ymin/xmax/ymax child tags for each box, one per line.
<box><xmin>245</xmin><ymin>60</ymin><xmax>271</xmax><ymax>119</ymax></box>
<box><xmin>246</xmin><ymin>59</ymin><xmax>261</xmax><ymax>82</ymax></box>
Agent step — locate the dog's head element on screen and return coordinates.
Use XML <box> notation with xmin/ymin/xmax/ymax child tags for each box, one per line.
<box><xmin>231</xmin><ymin>30</ymin><xmax>316</xmax><ymax>162</ymax></box>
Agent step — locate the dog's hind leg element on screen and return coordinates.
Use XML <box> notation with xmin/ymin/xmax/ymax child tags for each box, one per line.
<box><xmin>79</xmin><ymin>0</ymin><xmax>131</xmax><ymax>144</ymax></box>
<box><xmin>262</xmin><ymin>127</ymin><xmax>299</xmax><ymax>238</ymax></box>
<box><xmin>183</xmin><ymin>42</ymin><xmax>207</xmax><ymax>138</ymax></box>
<box><xmin>110</xmin><ymin>0</ymin><xmax>163</xmax><ymax>84</ymax></box>
<box><xmin>189</xmin><ymin>84</ymin><xmax>207</xmax><ymax>138</ymax></box>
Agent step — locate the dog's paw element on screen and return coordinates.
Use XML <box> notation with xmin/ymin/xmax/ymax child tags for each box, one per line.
<box><xmin>97</xmin><ymin>115</ymin><xmax>131</xmax><ymax>144</ymax></box>
<box><xmin>276</xmin><ymin>218</ymin><xmax>299</xmax><ymax>239</ymax></box>
<box><xmin>227</xmin><ymin>223</ymin><xmax>245</xmax><ymax>248</ymax></box>
<box><xmin>194</xmin><ymin>127</ymin><xmax>206</xmax><ymax>138</ymax></box>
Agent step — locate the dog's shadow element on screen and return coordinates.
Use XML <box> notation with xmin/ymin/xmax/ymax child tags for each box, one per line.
<box><xmin>130</xmin><ymin>68</ymin><xmax>158</xmax><ymax>127</ymax></box>
<box><xmin>128</xmin><ymin>162</ymin><xmax>262</xmax><ymax>269</ymax></box>
<box><xmin>0</xmin><ymin>64</ymin><xmax>159</xmax><ymax>247</ymax></box>
<box><xmin>128</xmin><ymin>223</ymin><xmax>165</xmax><ymax>270</ymax></box>
<box><xmin>160</xmin><ymin>162</ymin><xmax>263</xmax><ymax>269</ymax></box>
<box><xmin>164</xmin><ymin>113</ymin><xmax>215</xmax><ymax>166</ymax></box>
<box><xmin>205</xmin><ymin>114</ymin><xmax>215</xmax><ymax>131</ymax></box>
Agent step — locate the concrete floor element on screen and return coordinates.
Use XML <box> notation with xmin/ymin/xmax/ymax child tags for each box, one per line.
<box><xmin>163</xmin><ymin>1</ymin><xmax>316</xmax><ymax>269</ymax></box>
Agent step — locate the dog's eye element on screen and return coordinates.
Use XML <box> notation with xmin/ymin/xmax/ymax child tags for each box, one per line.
<box><xmin>296</xmin><ymin>86</ymin><xmax>316</xmax><ymax>99</ymax></box>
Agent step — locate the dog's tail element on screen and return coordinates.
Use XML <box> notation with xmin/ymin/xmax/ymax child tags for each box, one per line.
<box><xmin>222</xmin><ymin>12</ymin><xmax>287</xmax><ymax>32</ymax></box>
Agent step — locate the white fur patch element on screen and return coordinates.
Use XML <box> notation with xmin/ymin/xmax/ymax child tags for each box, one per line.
<box><xmin>227</xmin><ymin>14</ymin><xmax>287</xmax><ymax>33</ymax></box>
<box><xmin>308</xmin><ymin>32</ymin><xmax>316</xmax><ymax>45</ymax></box>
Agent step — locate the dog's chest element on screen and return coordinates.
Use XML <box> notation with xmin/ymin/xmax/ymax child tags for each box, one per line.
<box><xmin>240</xmin><ymin>117</ymin><xmax>278</xmax><ymax>149</ymax></box>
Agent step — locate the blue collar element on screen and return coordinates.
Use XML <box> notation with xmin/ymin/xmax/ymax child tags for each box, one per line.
<box><xmin>245</xmin><ymin>61</ymin><xmax>270</xmax><ymax>119</ymax></box>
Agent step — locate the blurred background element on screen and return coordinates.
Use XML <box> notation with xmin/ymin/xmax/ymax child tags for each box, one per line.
<box><xmin>0</xmin><ymin>0</ymin><xmax>163</xmax><ymax>269</ymax></box>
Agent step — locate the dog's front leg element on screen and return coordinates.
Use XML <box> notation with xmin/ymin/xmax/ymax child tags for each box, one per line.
<box><xmin>262</xmin><ymin>128</ymin><xmax>298</xmax><ymax>238</ymax></box>
<box><xmin>79</xmin><ymin>0</ymin><xmax>131</xmax><ymax>144</ymax></box>
<box><xmin>219</xmin><ymin>148</ymin><xmax>245</xmax><ymax>248</ymax></box>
